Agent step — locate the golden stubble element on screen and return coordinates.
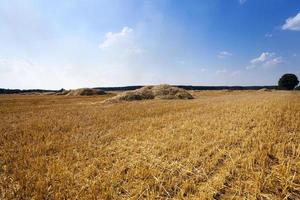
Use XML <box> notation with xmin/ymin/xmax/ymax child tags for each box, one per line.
<box><xmin>0</xmin><ymin>91</ymin><xmax>299</xmax><ymax>199</ymax></box>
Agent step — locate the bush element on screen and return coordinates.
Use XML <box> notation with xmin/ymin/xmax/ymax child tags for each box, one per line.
<box><xmin>278</xmin><ymin>74</ymin><xmax>299</xmax><ymax>90</ymax></box>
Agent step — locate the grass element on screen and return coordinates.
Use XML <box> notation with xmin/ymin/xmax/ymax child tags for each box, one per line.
<box><xmin>0</xmin><ymin>91</ymin><xmax>299</xmax><ymax>199</ymax></box>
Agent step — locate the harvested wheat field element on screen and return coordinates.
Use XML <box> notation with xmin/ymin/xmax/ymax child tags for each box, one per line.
<box><xmin>0</xmin><ymin>91</ymin><xmax>300</xmax><ymax>199</ymax></box>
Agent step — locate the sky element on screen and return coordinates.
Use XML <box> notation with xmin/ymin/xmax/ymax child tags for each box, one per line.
<box><xmin>0</xmin><ymin>0</ymin><xmax>300</xmax><ymax>89</ymax></box>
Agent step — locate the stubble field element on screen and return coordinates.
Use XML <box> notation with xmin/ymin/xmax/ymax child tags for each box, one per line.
<box><xmin>0</xmin><ymin>90</ymin><xmax>299</xmax><ymax>199</ymax></box>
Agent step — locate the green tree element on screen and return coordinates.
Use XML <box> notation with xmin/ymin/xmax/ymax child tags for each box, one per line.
<box><xmin>278</xmin><ymin>74</ymin><xmax>299</xmax><ymax>90</ymax></box>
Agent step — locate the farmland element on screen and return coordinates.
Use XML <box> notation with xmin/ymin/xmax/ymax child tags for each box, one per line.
<box><xmin>0</xmin><ymin>90</ymin><xmax>300</xmax><ymax>199</ymax></box>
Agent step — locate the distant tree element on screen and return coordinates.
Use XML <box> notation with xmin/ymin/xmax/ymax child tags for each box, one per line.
<box><xmin>278</xmin><ymin>74</ymin><xmax>299</xmax><ymax>90</ymax></box>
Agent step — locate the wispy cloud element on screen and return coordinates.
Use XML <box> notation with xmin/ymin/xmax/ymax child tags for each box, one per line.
<box><xmin>99</xmin><ymin>27</ymin><xmax>133</xmax><ymax>49</ymax></box>
<box><xmin>266</xmin><ymin>56</ymin><xmax>283</xmax><ymax>66</ymax></box>
<box><xmin>216</xmin><ymin>69</ymin><xmax>227</xmax><ymax>75</ymax></box>
<box><xmin>265</xmin><ymin>33</ymin><xmax>272</xmax><ymax>38</ymax></box>
<box><xmin>230</xmin><ymin>70</ymin><xmax>241</xmax><ymax>77</ymax></box>
<box><xmin>99</xmin><ymin>26</ymin><xmax>144</xmax><ymax>57</ymax></box>
<box><xmin>200</xmin><ymin>68</ymin><xmax>206</xmax><ymax>72</ymax></box>
<box><xmin>247</xmin><ymin>52</ymin><xmax>282</xmax><ymax>69</ymax></box>
<box><xmin>251</xmin><ymin>52</ymin><xmax>274</xmax><ymax>64</ymax></box>
<box><xmin>216</xmin><ymin>69</ymin><xmax>241</xmax><ymax>77</ymax></box>
<box><xmin>282</xmin><ymin>12</ymin><xmax>300</xmax><ymax>31</ymax></box>
<box><xmin>246</xmin><ymin>65</ymin><xmax>255</xmax><ymax>70</ymax></box>
<box><xmin>0</xmin><ymin>57</ymin><xmax>72</xmax><ymax>89</ymax></box>
<box><xmin>239</xmin><ymin>0</ymin><xmax>247</xmax><ymax>5</ymax></box>
<box><xmin>218</xmin><ymin>51</ymin><xmax>233</xmax><ymax>59</ymax></box>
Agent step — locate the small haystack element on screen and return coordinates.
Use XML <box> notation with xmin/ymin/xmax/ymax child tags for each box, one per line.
<box><xmin>56</xmin><ymin>89</ymin><xmax>70</xmax><ymax>95</ymax></box>
<box><xmin>105</xmin><ymin>84</ymin><xmax>193</xmax><ymax>103</ymax></box>
<box><xmin>221</xmin><ymin>89</ymin><xmax>232</xmax><ymax>92</ymax></box>
<box><xmin>258</xmin><ymin>88</ymin><xmax>271</xmax><ymax>92</ymax></box>
<box><xmin>66</xmin><ymin>88</ymin><xmax>106</xmax><ymax>96</ymax></box>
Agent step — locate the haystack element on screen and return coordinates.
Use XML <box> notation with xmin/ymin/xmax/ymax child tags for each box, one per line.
<box><xmin>105</xmin><ymin>84</ymin><xmax>193</xmax><ymax>103</ymax></box>
<box><xmin>56</xmin><ymin>90</ymin><xmax>70</xmax><ymax>95</ymax></box>
<box><xmin>258</xmin><ymin>88</ymin><xmax>271</xmax><ymax>92</ymax></box>
<box><xmin>221</xmin><ymin>89</ymin><xmax>232</xmax><ymax>92</ymax></box>
<box><xmin>66</xmin><ymin>88</ymin><xmax>106</xmax><ymax>96</ymax></box>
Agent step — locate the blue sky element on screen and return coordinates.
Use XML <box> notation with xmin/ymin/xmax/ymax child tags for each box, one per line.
<box><xmin>0</xmin><ymin>0</ymin><xmax>300</xmax><ymax>89</ymax></box>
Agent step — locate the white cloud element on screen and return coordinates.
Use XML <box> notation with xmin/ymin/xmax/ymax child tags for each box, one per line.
<box><xmin>178</xmin><ymin>60</ymin><xmax>186</xmax><ymax>65</ymax></box>
<box><xmin>0</xmin><ymin>58</ymin><xmax>66</xmax><ymax>89</ymax></box>
<box><xmin>98</xmin><ymin>26</ymin><xmax>144</xmax><ymax>59</ymax></box>
<box><xmin>246</xmin><ymin>65</ymin><xmax>256</xmax><ymax>70</ymax></box>
<box><xmin>265</xmin><ymin>56</ymin><xmax>282</xmax><ymax>66</ymax></box>
<box><xmin>265</xmin><ymin>33</ymin><xmax>272</xmax><ymax>38</ymax></box>
<box><xmin>216</xmin><ymin>69</ymin><xmax>241</xmax><ymax>77</ymax></box>
<box><xmin>218</xmin><ymin>51</ymin><xmax>233</xmax><ymax>59</ymax></box>
<box><xmin>251</xmin><ymin>52</ymin><xmax>274</xmax><ymax>64</ymax></box>
<box><xmin>200</xmin><ymin>68</ymin><xmax>206</xmax><ymax>72</ymax></box>
<box><xmin>231</xmin><ymin>70</ymin><xmax>241</xmax><ymax>77</ymax></box>
<box><xmin>282</xmin><ymin>12</ymin><xmax>300</xmax><ymax>31</ymax></box>
<box><xmin>248</xmin><ymin>52</ymin><xmax>282</xmax><ymax>69</ymax></box>
<box><xmin>216</xmin><ymin>69</ymin><xmax>227</xmax><ymax>75</ymax></box>
<box><xmin>239</xmin><ymin>0</ymin><xmax>247</xmax><ymax>4</ymax></box>
<box><xmin>99</xmin><ymin>27</ymin><xmax>133</xmax><ymax>49</ymax></box>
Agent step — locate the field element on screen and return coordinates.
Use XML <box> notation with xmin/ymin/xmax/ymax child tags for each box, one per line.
<box><xmin>0</xmin><ymin>91</ymin><xmax>300</xmax><ymax>199</ymax></box>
